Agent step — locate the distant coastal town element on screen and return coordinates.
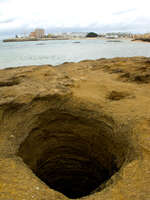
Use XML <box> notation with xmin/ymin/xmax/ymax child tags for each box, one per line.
<box><xmin>3</xmin><ymin>28</ymin><xmax>150</xmax><ymax>42</ymax></box>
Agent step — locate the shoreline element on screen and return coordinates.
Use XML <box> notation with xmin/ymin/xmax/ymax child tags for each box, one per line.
<box><xmin>3</xmin><ymin>37</ymin><xmax>131</xmax><ymax>43</ymax></box>
<box><xmin>3</xmin><ymin>37</ymin><xmax>70</xmax><ymax>42</ymax></box>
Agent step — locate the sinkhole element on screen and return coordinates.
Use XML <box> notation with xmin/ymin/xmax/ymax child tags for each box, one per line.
<box><xmin>18</xmin><ymin>111</ymin><xmax>127</xmax><ymax>199</ymax></box>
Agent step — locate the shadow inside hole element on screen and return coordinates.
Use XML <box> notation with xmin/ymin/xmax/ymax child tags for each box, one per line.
<box><xmin>36</xmin><ymin>154</ymin><xmax>118</xmax><ymax>199</ymax></box>
<box><xmin>18</xmin><ymin>112</ymin><xmax>127</xmax><ymax>199</ymax></box>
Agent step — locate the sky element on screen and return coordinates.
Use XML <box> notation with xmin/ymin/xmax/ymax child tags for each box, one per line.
<box><xmin>0</xmin><ymin>0</ymin><xmax>150</xmax><ymax>37</ymax></box>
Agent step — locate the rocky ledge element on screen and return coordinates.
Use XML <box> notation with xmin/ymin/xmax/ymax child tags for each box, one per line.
<box><xmin>132</xmin><ymin>38</ymin><xmax>150</xmax><ymax>42</ymax></box>
<box><xmin>0</xmin><ymin>57</ymin><xmax>150</xmax><ymax>200</ymax></box>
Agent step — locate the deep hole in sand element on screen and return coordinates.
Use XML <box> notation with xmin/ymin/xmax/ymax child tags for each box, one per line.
<box><xmin>18</xmin><ymin>111</ymin><xmax>127</xmax><ymax>199</ymax></box>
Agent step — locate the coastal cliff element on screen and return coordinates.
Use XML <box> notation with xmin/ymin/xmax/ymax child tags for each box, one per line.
<box><xmin>0</xmin><ymin>57</ymin><xmax>150</xmax><ymax>200</ymax></box>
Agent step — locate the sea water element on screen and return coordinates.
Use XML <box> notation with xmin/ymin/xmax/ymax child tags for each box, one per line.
<box><xmin>0</xmin><ymin>39</ymin><xmax>150</xmax><ymax>69</ymax></box>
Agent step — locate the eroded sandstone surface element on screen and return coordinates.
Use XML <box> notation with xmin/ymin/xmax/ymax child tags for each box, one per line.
<box><xmin>0</xmin><ymin>57</ymin><xmax>150</xmax><ymax>200</ymax></box>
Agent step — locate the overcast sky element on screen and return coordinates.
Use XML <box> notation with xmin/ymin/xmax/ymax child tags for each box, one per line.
<box><xmin>0</xmin><ymin>0</ymin><xmax>150</xmax><ymax>36</ymax></box>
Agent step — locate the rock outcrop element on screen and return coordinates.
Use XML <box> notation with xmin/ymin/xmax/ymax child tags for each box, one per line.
<box><xmin>0</xmin><ymin>57</ymin><xmax>150</xmax><ymax>200</ymax></box>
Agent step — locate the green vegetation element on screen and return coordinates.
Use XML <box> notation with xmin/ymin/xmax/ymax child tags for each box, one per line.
<box><xmin>47</xmin><ymin>34</ymin><xmax>53</xmax><ymax>38</ymax></box>
<box><xmin>86</xmin><ymin>32</ymin><xmax>99</xmax><ymax>37</ymax></box>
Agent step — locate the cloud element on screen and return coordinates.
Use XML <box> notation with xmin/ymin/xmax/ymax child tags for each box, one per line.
<box><xmin>113</xmin><ymin>8</ymin><xmax>137</xmax><ymax>15</ymax></box>
<box><xmin>0</xmin><ymin>18</ymin><xmax>148</xmax><ymax>36</ymax></box>
<box><xmin>0</xmin><ymin>18</ymin><xmax>17</xmax><ymax>24</ymax></box>
<box><xmin>0</xmin><ymin>0</ymin><xmax>150</xmax><ymax>35</ymax></box>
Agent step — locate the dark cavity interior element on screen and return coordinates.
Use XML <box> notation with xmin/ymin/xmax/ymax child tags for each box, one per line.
<box><xmin>18</xmin><ymin>111</ymin><xmax>127</xmax><ymax>199</ymax></box>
